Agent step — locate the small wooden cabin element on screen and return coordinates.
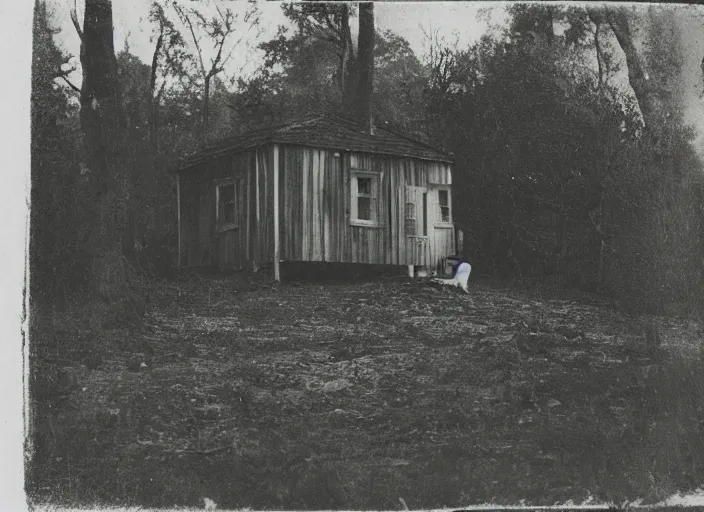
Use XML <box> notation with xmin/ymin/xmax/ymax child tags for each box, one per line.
<box><xmin>177</xmin><ymin>114</ymin><xmax>457</xmax><ymax>279</ymax></box>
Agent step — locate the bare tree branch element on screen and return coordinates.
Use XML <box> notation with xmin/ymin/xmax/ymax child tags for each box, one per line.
<box><xmin>150</xmin><ymin>22</ymin><xmax>165</xmax><ymax>98</ymax></box>
<box><xmin>218</xmin><ymin>35</ymin><xmax>247</xmax><ymax>74</ymax></box>
<box><xmin>69</xmin><ymin>0</ymin><xmax>83</xmax><ymax>40</ymax></box>
<box><xmin>173</xmin><ymin>3</ymin><xmax>207</xmax><ymax>76</ymax></box>
<box><xmin>207</xmin><ymin>34</ymin><xmax>226</xmax><ymax>78</ymax></box>
<box><xmin>587</xmin><ymin>10</ymin><xmax>604</xmax><ymax>90</ymax></box>
<box><xmin>60</xmin><ymin>74</ymin><xmax>81</xmax><ymax>92</ymax></box>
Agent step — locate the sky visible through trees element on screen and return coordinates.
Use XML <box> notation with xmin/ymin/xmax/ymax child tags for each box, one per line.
<box><xmin>46</xmin><ymin>1</ymin><xmax>704</xmax><ymax>156</ymax></box>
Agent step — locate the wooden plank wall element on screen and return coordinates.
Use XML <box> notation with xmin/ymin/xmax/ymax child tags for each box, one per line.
<box><xmin>254</xmin><ymin>146</ymin><xmax>275</xmax><ymax>266</ymax></box>
<box><xmin>178</xmin><ymin>144</ymin><xmax>454</xmax><ymax>271</ymax></box>
<box><xmin>229</xmin><ymin>152</ymin><xmax>249</xmax><ymax>270</ymax></box>
<box><xmin>178</xmin><ymin>152</ymin><xmax>253</xmax><ymax>268</ymax></box>
<box><xmin>178</xmin><ymin>171</ymin><xmax>201</xmax><ymax>267</ymax></box>
<box><xmin>197</xmin><ymin>180</ymin><xmax>212</xmax><ymax>265</ymax></box>
<box><xmin>278</xmin><ymin>144</ymin><xmax>454</xmax><ymax>268</ymax></box>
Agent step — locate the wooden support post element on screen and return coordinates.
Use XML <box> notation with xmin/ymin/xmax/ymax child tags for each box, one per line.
<box><xmin>408</xmin><ymin>264</ymin><xmax>414</xmax><ymax>278</ymax></box>
<box><xmin>177</xmin><ymin>172</ymin><xmax>181</xmax><ymax>267</ymax></box>
<box><xmin>273</xmin><ymin>144</ymin><xmax>281</xmax><ymax>282</ymax></box>
<box><xmin>254</xmin><ymin>147</ymin><xmax>260</xmax><ymax>271</ymax></box>
<box><xmin>245</xmin><ymin>162</ymin><xmax>250</xmax><ymax>267</ymax></box>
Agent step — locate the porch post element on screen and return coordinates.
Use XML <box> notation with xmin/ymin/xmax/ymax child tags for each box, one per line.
<box><xmin>273</xmin><ymin>144</ymin><xmax>281</xmax><ymax>282</ymax></box>
<box><xmin>254</xmin><ymin>147</ymin><xmax>260</xmax><ymax>271</ymax></box>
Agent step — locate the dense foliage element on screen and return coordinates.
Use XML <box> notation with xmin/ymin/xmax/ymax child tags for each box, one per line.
<box><xmin>420</xmin><ymin>5</ymin><xmax>704</xmax><ymax>313</ymax></box>
<box><xmin>30</xmin><ymin>2</ymin><xmax>704</xmax><ymax>313</ymax></box>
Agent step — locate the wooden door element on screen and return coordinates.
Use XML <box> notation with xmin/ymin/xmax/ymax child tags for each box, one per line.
<box><xmin>405</xmin><ymin>185</ymin><xmax>429</xmax><ymax>265</ymax></box>
<box><xmin>215</xmin><ymin>178</ymin><xmax>244</xmax><ymax>271</ymax></box>
<box><xmin>428</xmin><ymin>186</ymin><xmax>455</xmax><ymax>272</ymax></box>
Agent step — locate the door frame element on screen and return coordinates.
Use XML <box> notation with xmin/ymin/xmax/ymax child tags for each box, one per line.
<box><xmin>214</xmin><ymin>177</ymin><xmax>244</xmax><ymax>270</ymax></box>
<box><xmin>404</xmin><ymin>185</ymin><xmax>430</xmax><ymax>266</ymax></box>
<box><xmin>427</xmin><ymin>183</ymin><xmax>455</xmax><ymax>271</ymax></box>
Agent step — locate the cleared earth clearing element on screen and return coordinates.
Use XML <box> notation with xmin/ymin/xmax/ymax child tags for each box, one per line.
<box><xmin>28</xmin><ymin>276</ymin><xmax>704</xmax><ymax>509</ymax></box>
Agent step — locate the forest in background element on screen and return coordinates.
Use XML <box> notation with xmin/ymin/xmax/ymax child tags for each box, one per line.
<box><xmin>30</xmin><ymin>0</ymin><xmax>704</xmax><ymax>319</ymax></box>
<box><xmin>26</xmin><ymin>1</ymin><xmax>704</xmax><ymax>507</ymax></box>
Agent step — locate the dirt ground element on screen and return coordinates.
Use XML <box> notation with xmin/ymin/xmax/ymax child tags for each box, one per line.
<box><xmin>26</xmin><ymin>273</ymin><xmax>704</xmax><ymax>510</ymax></box>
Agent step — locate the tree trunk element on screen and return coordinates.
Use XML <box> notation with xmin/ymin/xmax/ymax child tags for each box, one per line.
<box><xmin>148</xmin><ymin>25</ymin><xmax>163</xmax><ymax>155</ymax></box>
<box><xmin>203</xmin><ymin>76</ymin><xmax>211</xmax><ymax>145</ymax></box>
<box><xmin>545</xmin><ymin>6</ymin><xmax>554</xmax><ymax>46</ymax></box>
<box><xmin>606</xmin><ymin>8</ymin><xmax>659</xmax><ymax>130</ymax></box>
<box><xmin>594</xmin><ymin>22</ymin><xmax>603</xmax><ymax>88</ymax></box>
<box><xmin>354</xmin><ymin>2</ymin><xmax>375</xmax><ymax>131</ymax></box>
<box><xmin>79</xmin><ymin>0</ymin><xmax>143</xmax><ymax>321</ymax></box>
<box><xmin>339</xmin><ymin>4</ymin><xmax>355</xmax><ymax>105</ymax></box>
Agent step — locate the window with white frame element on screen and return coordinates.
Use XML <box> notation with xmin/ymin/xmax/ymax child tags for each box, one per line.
<box><xmin>437</xmin><ymin>188</ymin><xmax>452</xmax><ymax>224</ymax></box>
<box><xmin>351</xmin><ymin>171</ymin><xmax>380</xmax><ymax>226</ymax></box>
<box><xmin>216</xmin><ymin>179</ymin><xmax>238</xmax><ymax>231</ymax></box>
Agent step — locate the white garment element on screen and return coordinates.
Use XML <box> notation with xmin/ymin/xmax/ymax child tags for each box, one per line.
<box><xmin>454</xmin><ymin>262</ymin><xmax>472</xmax><ymax>292</ymax></box>
<box><xmin>433</xmin><ymin>262</ymin><xmax>471</xmax><ymax>293</ymax></box>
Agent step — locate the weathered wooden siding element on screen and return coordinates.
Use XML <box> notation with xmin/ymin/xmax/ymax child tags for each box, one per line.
<box><xmin>253</xmin><ymin>146</ymin><xmax>275</xmax><ymax>266</ymax></box>
<box><xmin>178</xmin><ymin>152</ymin><xmax>253</xmax><ymax>269</ymax></box>
<box><xmin>179</xmin><ymin>172</ymin><xmax>198</xmax><ymax>266</ymax></box>
<box><xmin>278</xmin><ymin>145</ymin><xmax>454</xmax><ymax>268</ymax></box>
<box><xmin>180</xmin><ymin>142</ymin><xmax>454</xmax><ymax>272</ymax></box>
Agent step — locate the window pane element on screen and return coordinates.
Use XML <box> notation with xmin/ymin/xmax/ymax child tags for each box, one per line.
<box><xmin>405</xmin><ymin>202</ymin><xmax>415</xmax><ymax>219</ymax></box>
<box><xmin>225</xmin><ymin>203</ymin><xmax>235</xmax><ymax>224</ymax></box>
<box><xmin>358</xmin><ymin>197</ymin><xmax>371</xmax><ymax>220</ymax></box>
<box><xmin>220</xmin><ymin>184</ymin><xmax>236</xmax><ymax>225</ymax></box>
<box><xmin>221</xmin><ymin>184</ymin><xmax>234</xmax><ymax>203</ymax></box>
<box><xmin>441</xmin><ymin>206</ymin><xmax>450</xmax><ymax>223</ymax></box>
<box><xmin>438</xmin><ymin>189</ymin><xmax>449</xmax><ymax>207</ymax></box>
<box><xmin>357</xmin><ymin>177</ymin><xmax>372</xmax><ymax>196</ymax></box>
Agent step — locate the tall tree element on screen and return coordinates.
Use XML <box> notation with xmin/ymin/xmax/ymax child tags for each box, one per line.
<box><xmin>31</xmin><ymin>0</ymin><xmax>97</xmax><ymax>309</ymax></box>
<box><xmin>350</xmin><ymin>2</ymin><xmax>375</xmax><ymax>128</ymax></box>
<box><xmin>508</xmin><ymin>4</ymin><xmax>556</xmax><ymax>45</ymax></box>
<box><xmin>148</xmin><ymin>1</ymin><xmax>188</xmax><ymax>154</ymax></box>
<box><xmin>258</xmin><ymin>2</ymin><xmax>379</xmax><ymax>125</ymax></box>
<box><xmin>74</xmin><ymin>0</ymin><xmax>143</xmax><ymax>320</ymax></box>
<box><xmin>172</xmin><ymin>0</ymin><xmax>260</xmax><ymax>145</ymax></box>
<box><xmin>373</xmin><ymin>30</ymin><xmax>426</xmax><ymax>135</ymax></box>
<box><xmin>605</xmin><ymin>7</ymin><xmax>660</xmax><ymax>131</ymax></box>
<box><xmin>277</xmin><ymin>3</ymin><xmax>356</xmax><ymax>102</ymax></box>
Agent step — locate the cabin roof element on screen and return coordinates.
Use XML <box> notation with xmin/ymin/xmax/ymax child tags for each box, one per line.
<box><xmin>179</xmin><ymin>113</ymin><xmax>453</xmax><ymax>170</ymax></box>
